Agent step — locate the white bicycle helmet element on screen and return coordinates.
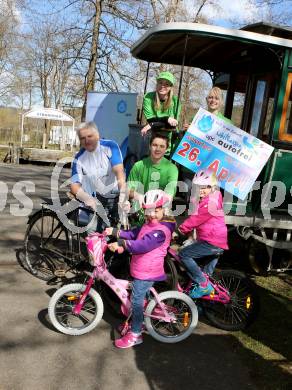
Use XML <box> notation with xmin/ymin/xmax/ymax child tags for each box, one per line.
<box><xmin>192</xmin><ymin>169</ymin><xmax>217</xmax><ymax>186</ymax></box>
<box><xmin>142</xmin><ymin>189</ymin><xmax>170</xmax><ymax>209</ymax></box>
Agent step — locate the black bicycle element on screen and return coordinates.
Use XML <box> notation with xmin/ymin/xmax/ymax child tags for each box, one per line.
<box><xmin>23</xmin><ymin>202</ymin><xmax>178</xmax><ymax>295</ymax></box>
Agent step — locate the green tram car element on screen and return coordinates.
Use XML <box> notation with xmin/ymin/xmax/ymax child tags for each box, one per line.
<box><xmin>131</xmin><ymin>22</ymin><xmax>292</xmax><ymax>274</ymax></box>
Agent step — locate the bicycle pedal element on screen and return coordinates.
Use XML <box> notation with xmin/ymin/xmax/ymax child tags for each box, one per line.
<box><xmin>54</xmin><ymin>269</ymin><xmax>67</xmax><ymax>277</ymax></box>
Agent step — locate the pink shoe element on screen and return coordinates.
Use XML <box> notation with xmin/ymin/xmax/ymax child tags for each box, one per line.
<box><xmin>115</xmin><ymin>331</ymin><xmax>143</xmax><ymax>349</ymax></box>
<box><xmin>117</xmin><ymin>322</ymin><xmax>146</xmax><ymax>336</ymax></box>
<box><xmin>117</xmin><ymin>321</ymin><xmax>130</xmax><ymax>336</ymax></box>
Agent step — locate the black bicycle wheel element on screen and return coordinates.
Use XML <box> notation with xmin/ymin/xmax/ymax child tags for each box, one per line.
<box><xmin>203</xmin><ymin>269</ymin><xmax>260</xmax><ymax>331</ymax></box>
<box><xmin>248</xmin><ymin>238</ymin><xmax>269</xmax><ymax>275</ymax></box>
<box><xmin>24</xmin><ymin>210</ymin><xmax>71</xmax><ymax>281</ymax></box>
<box><xmin>153</xmin><ymin>255</ymin><xmax>178</xmax><ymax>293</ymax></box>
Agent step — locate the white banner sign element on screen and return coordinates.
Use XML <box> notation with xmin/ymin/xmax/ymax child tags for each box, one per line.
<box><xmin>24</xmin><ymin>108</ymin><xmax>74</xmax><ymax>122</ymax></box>
<box><xmin>172</xmin><ymin>108</ymin><xmax>274</xmax><ymax>200</ymax></box>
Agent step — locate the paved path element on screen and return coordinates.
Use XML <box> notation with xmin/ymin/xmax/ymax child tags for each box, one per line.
<box><xmin>0</xmin><ymin>162</ymin><xmax>70</xmax><ymax>265</ymax></box>
<box><xmin>0</xmin><ymin>163</ymin><xmax>257</xmax><ymax>390</ymax></box>
<box><xmin>0</xmin><ymin>265</ymin><xmax>256</xmax><ymax>390</ymax></box>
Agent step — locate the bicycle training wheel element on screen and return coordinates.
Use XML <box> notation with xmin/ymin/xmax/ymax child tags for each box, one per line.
<box><xmin>24</xmin><ymin>210</ymin><xmax>71</xmax><ymax>281</ymax></box>
<box><xmin>203</xmin><ymin>269</ymin><xmax>260</xmax><ymax>331</ymax></box>
<box><xmin>48</xmin><ymin>283</ymin><xmax>104</xmax><ymax>336</ymax></box>
<box><xmin>144</xmin><ymin>291</ymin><xmax>198</xmax><ymax>343</ymax></box>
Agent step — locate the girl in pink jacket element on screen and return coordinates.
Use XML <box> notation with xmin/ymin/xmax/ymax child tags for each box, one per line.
<box><xmin>178</xmin><ymin>170</ymin><xmax>228</xmax><ymax>299</ymax></box>
<box><xmin>105</xmin><ymin>190</ymin><xmax>175</xmax><ymax>349</ymax></box>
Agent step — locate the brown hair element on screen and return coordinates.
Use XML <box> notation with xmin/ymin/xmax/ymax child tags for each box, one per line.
<box><xmin>150</xmin><ymin>132</ymin><xmax>169</xmax><ymax>148</ymax></box>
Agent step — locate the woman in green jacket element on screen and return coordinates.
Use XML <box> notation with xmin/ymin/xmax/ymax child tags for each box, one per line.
<box><xmin>141</xmin><ymin>71</ymin><xmax>181</xmax><ymax>152</ymax></box>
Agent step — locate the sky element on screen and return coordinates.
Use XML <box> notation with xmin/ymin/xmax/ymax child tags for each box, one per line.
<box><xmin>1</xmin><ymin>0</ymin><xmax>292</xmax><ymax>108</ymax></box>
<box><xmin>202</xmin><ymin>0</ymin><xmax>266</xmax><ymax>26</ymax></box>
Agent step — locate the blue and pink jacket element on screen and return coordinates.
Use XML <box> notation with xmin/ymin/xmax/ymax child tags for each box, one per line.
<box><xmin>116</xmin><ymin>219</ymin><xmax>176</xmax><ymax>281</ymax></box>
<box><xmin>179</xmin><ymin>191</ymin><xmax>228</xmax><ymax>250</ymax></box>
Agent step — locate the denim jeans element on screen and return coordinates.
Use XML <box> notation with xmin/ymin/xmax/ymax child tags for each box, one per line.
<box><xmin>179</xmin><ymin>240</ymin><xmax>223</xmax><ymax>284</ymax></box>
<box><xmin>131</xmin><ymin>279</ymin><xmax>154</xmax><ymax>334</ymax></box>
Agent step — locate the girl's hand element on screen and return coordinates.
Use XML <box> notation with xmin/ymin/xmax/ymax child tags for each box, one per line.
<box><xmin>177</xmin><ymin>227</ymin><xmax>184</xmax><ymax>236</ymax></box>
<box><xmin>172</xmin><ymin>231</ymin><xmax>178</xmax><ymax>240</ymax></box>
<box><xmin>141</xmin><ymin>124</ymin><xmax>151</xmax><ymax>136</ymax></box>
<box><xmin>108</xmin><ymin>242</ymin><xmax>124</xmax><ymax>253</ymax></box>
<box><xmin>168</xmin><ymin>117</ymin><xmax>178</xmax><ymax>127</ymax></box>
<box><xmin>108</xmin><ymin>242</ymin><xmax>119</xmax><ymax>252</ymax></box>
<box><xmin>104</xmin><ymin>227</ymin><xmax>113</xmax><ymax>236</ymax></box>
<box><xmin>183</xmin><ymin>122</ymin><xmax>189</xmax><ymax>131</ymax></box>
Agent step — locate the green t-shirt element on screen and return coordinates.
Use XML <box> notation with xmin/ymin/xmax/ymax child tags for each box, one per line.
<box><xmin>216</xmin><ymin>111</ymin><xmax>233</xmax><ymax>124</ymax></box>
<box><xmin>127</xmin><ymin>156</ymin><xmax>179</xmax><ymax>197</ymax></box>
<box><xmin>143</xmin><ymin>92</ymin><xmax>182</xmax><ymax>155</ymax></box>
<box><xmin>143</xmin><ymin>92</ymin><xmax>181</xmax><ymax>121</ymax></box>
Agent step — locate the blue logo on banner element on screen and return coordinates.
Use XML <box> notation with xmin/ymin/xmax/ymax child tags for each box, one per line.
<box><xmin>243</xmin><ymin>135</ymin><xmax>260</xmax><ymax>150</ymax></box>
<box><xmin>117</xmin><ymin>100</ymin><xmax>127</xmax><ymax>113</ymax></box>
<box><xmin>198</xmin><ymin>115</ymin><xmax>214</xmax><ymax>133</ymax></box>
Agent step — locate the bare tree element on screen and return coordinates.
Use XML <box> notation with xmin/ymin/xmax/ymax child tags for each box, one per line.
<box><xmin>0</xmin><ymin>0</ymin><xmax>21</xmax><ymax>101</ymax></box>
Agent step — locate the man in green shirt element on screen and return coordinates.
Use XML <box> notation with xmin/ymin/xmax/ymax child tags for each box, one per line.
<box><xmin>128</xmin><ymin>133</ymin><xmax>178</xmax><ymax>206</ymax></box>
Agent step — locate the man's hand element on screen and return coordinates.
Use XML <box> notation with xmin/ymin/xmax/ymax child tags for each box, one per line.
<box><xmin>119</xmin><ymin>200</ymin><xmax>131</xmax><ymax>212</ymax></box>
<box><xmin>84</xmin><ymin>197</ymin><xmax>97</xmax><ymax>211</ymax></box>
<box><xmin>118</xmin><ymin>192</ymin><xmax>131</xmax><ymax>212</ymax></box>
<box><xmin>104</xmin><ymin>227</ymin><xmax>113</xmax><ymax>236</ymax></box>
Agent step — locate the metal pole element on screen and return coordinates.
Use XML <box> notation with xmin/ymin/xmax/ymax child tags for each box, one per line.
<box><xmin>20</xmin><ymin>113</ymin><xmax>24</xmax><ymax>147</ymax></box>
<box><xmin>175</xmin><ymin>34</ymin><xmax>189</xmax><ymax>120</ymax></box>
<box><xmin>139</xmin><ymin>62</ymin><xmax>150</xmax><ymax>124</ymax></box>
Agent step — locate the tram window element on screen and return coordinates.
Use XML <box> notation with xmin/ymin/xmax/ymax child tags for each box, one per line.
<box><xmin>285</xmin><ymin>100</ymin><xmax>292</xmax><ymax>134</ymax></box>
<box><xmin>231</xmin><ymin>92</ymin><xmax>245</xmax><ymax>127</ymax></box>
<box><xmin>279</xmin><ymin>73</ymin><xmax>292</xmax><ymax>141</ymax></box>
<box><xmin>250</xmin><ymin>80</ymin><xmax>266</xmax><ymax>137</ymax></box>
<box><xmin>263</xmin><ymin>97</ymin><xmax>274</xmax><ymax>140</ymax></box>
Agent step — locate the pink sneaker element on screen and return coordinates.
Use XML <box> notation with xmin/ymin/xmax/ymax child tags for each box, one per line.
<box><xmin>115</xmin><ymin>331</ymin><xmax>143</xmax><ymax>349</ymax></box>
<box><xmin>118</xmin><ymin>322</ymin><xmax>146</xmax><ymax>336</ymax></box>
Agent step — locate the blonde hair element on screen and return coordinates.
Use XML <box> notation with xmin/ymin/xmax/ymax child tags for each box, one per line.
<box><xmin>154</xmin><ymin>86</ymin><xmax>174</xmax><ymax>112</ymax></box>
<box><xmin>207</xmin><ymin>87</ymin><xmax>224</xmax><ymax>104</ymax></box>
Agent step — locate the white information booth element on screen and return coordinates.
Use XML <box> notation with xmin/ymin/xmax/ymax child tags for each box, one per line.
<box><xmin>20</xmin><ymin>107</ymin><xmax>76</xmax><ymax>149</ymax></box>
<box><xmin>85</xmin><ymin>92</ymin><xmax>137</xmax><ymax>147</ymax></box>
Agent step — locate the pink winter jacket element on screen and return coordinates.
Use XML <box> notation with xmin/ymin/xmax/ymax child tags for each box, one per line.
<box><xmin>179</xmin><ymin>191</ymin><xmax>228</xmax><ymax>250</ymax></box>
<box><xmin>130</xmin><ymin>221</ymin><xmax>172</xmax><ymax>280</ymax></box>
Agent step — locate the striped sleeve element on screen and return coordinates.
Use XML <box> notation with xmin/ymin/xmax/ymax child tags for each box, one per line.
<box><xmin>71</xmin><ymin>149</ymin><xmax>85</xmax><ymax>183</ymax></box>
<box><xmin>100</xmin><ymin>139</ymin><xmax>123</xmax><ymax>166</ymax></box>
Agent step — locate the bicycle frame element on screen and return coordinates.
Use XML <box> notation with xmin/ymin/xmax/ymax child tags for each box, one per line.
<box><xmin>167</xmin><ymin>247</ymin><xmax>230</xmax><ymax>304</ymax></box>
<box><xmin>73</xmin><ymin>233</ymin><xmax>176</xmax><ymax>322</ymax></box>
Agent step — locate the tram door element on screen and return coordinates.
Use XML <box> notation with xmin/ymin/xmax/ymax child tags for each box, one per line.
<box><xmin>222</xmin><ymin>71</ymin><xmax>279</xmax><ymax>217</ymax></box>
<box><xmin>263</xmin><ymin>71</ymin><xmax>292</xmax><ymax>213</ymax></box>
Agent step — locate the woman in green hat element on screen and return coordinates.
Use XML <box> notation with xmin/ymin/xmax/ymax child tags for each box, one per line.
<box><xmin>141</xmin><ymin>71</ymin><xmax>181</xmax><ymax>152</ymax></box>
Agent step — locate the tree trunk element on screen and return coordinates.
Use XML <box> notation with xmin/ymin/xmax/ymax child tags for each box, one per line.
<box><xmin>81</xmin><ymin>0</ymin><xmax>102</xmax><ymax>121</ymax></box>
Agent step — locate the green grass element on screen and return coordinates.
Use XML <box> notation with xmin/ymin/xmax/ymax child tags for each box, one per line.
<box><xmin>231</xmin><ymin>274</ymin><xmax>292</xmax><ymax>390</ymax></box>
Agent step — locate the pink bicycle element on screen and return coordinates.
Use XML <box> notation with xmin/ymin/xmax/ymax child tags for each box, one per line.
<box><xmin>48</xmin><ymin>233</ymin><xmax>198</xmax><ymax>343</ymax></box>
<box><xmin>165</xmin><ymin>246</ymin><xmax>260</xmax><ymax>331</ymax></box>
